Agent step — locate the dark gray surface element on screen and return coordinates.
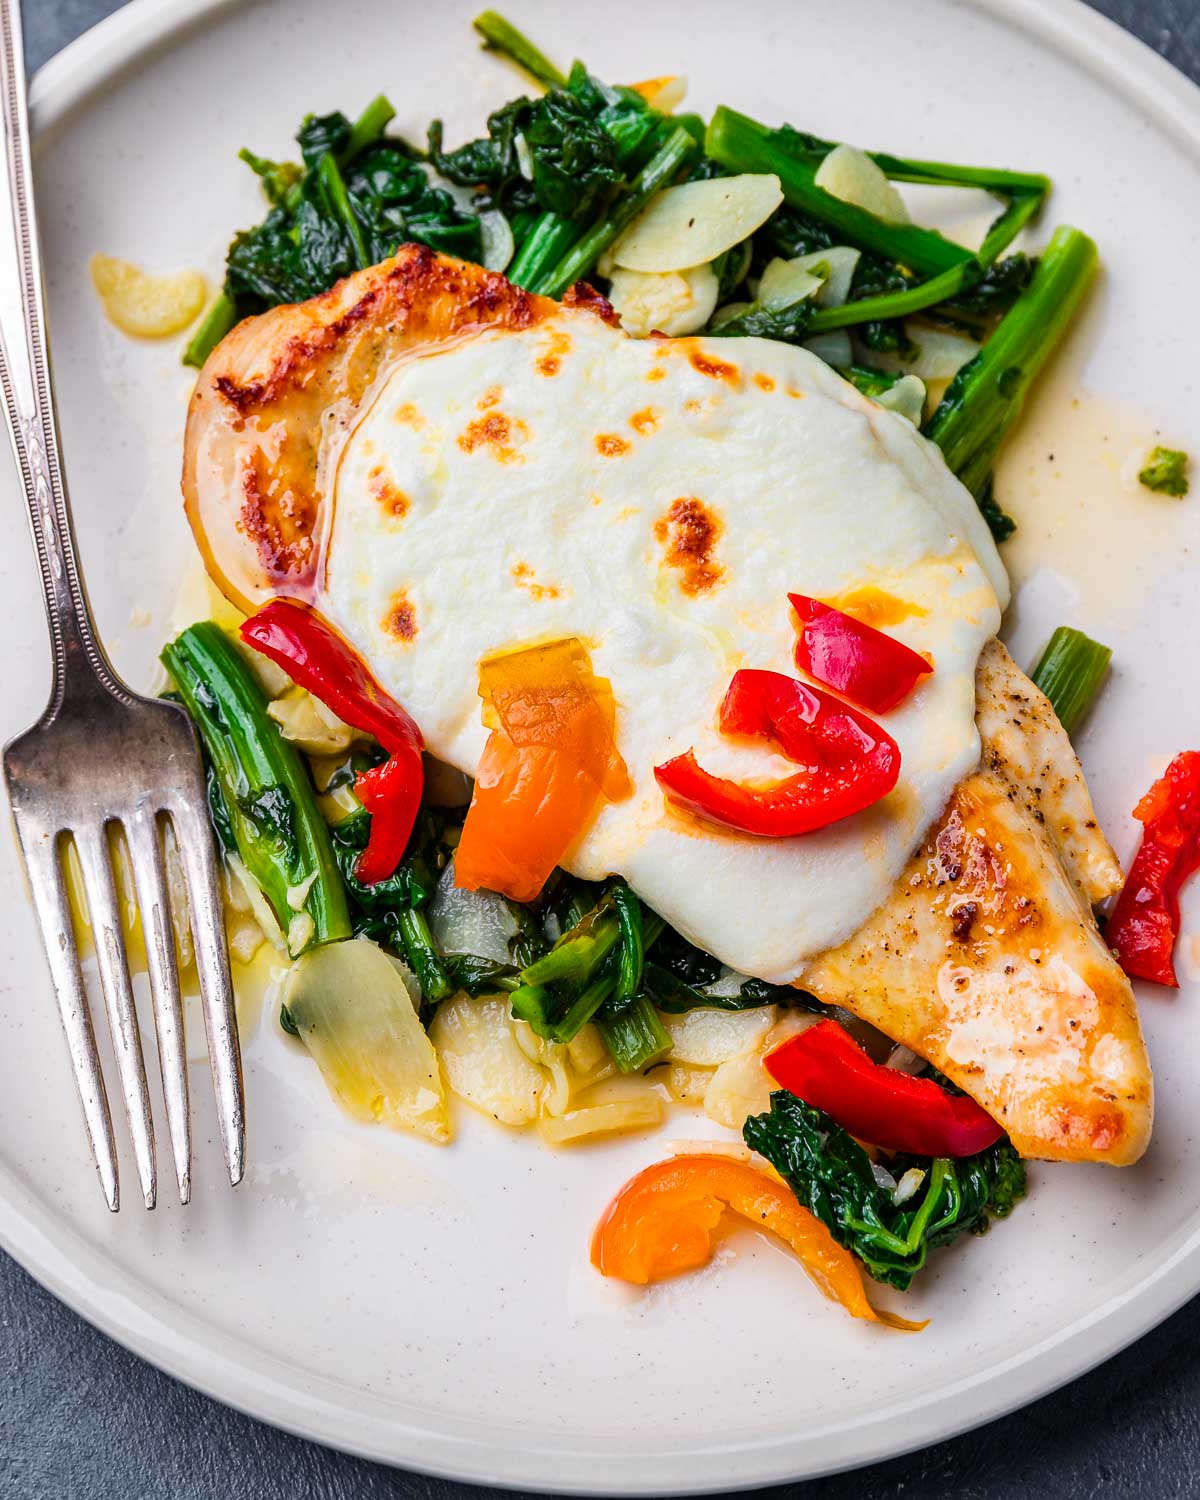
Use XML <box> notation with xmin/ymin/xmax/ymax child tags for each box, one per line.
<box><xmin>3</xmin><ymin>1</ymin><xmax>1200</xmax><ymax>1496</ymax></box>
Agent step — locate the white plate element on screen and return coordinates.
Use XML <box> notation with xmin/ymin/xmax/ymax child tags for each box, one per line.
<box><xmin>2</xmin><ymin>0</ymin><xmax>1199</xmax><ymax>1490</ymax></box>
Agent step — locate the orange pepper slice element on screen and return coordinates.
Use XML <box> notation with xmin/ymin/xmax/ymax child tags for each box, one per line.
<box><xmin>455</xmin><ymin>639</ymin><xmax>630</xmax><ymax>903</ymax></box>
<box><xmin>591</xmin><ymin>1154</ymin><xmax>925</xmax><ymax>1330</ymax></box>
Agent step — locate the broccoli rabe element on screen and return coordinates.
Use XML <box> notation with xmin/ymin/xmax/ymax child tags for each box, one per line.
<box><xmin>428</xmin><ymin>90</ymin><xmax>623</xmax><ymax>221</ymax></box>
<box><xmin>744</xmin><ymin>1091</ymin><xmax>1026</xmax><ymax>1290</ymax></box>
<box><xmin>1138</xmin><ymin>445</ymin><xmax>1190</xmax><ymax>497</ymax></box>
<box><xmin>185</xmin><ymin>99</ymin><xmax>483</xmax><ymax>367</ymax></box>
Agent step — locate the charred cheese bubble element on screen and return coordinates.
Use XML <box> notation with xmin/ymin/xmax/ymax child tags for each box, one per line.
<box><xmin>322</xmin><ymin>311</ymin><xmax>1008</xmax><ymax>984</ymax></box>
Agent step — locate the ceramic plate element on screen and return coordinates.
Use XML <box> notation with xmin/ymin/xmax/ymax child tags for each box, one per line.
<box><xmin>2</xmin><ymin>0</ymin><xmax>1199</xmax><ymax>1489</ymax></box>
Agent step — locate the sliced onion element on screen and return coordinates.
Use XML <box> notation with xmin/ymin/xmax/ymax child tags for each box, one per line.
<box><xmin>427</xmin><ymin>857</ymin><xmax>517</xmax><ymax>963</ymax></box>
<box><xmin>611</xmin><ymin>174</ymin><xmax>783</xmax><ymax>273</ymax></box>
<box><xmin>803</xmin><ymin>329</ymin><xmax>853</xmax><ymax>367</ymax></box>
<box><xmin>708</xmin><ymin>299</ymin><xmax>753</xmax><ymax>330</ymax></box>
<box><xmin>663</xmin><ymin>1005</ymin><xmax>776</xmax><ymax>1066</ymax></box>
<box><xmin>694</xmin><ymin>968</ymin><xmax>745</xmax><ymax>999</ymax></box>
<box><xmin>226</xmin><ymin>853</ymin><xmax>286</xmax><ymax>953</ymax></box>
<box><xmin>814</xmin><ymin>144</ymin><xmax>910</xmax><ymax>225</ymax></box>
<box><xmin>756</xmin><ymin>257</ymin><xmax>825</xmax><ymax>312</ymax></box>
<box><xmin>876</xmin><ymin>373</ymin><xmax>928</xmax><ymax>427</ymax></box>
<box><xmin>783</xmin><ymin>246</ymin><xmax>861</xmax><ymax>307</ymax></box>
<box><xmin>872</xmin><ymin>322</ymin><xmax>980</xmax><ymax>381</ymax></box>
<box><xmin>479</xmin><ymin>210</ymin><xmax>515</xmax><ymax>273</ymax></box>
<box><xmin>417</xmin><ymin>164</ymin><xmax>512</xmax><ymax>273</ymax></box>
<box><xmin>430</xmin><ymin>994</ymin><xmax>546</xmax><ymax>1127</ymax></box>
<box><xmin>283</xmin><ymin>937</ymin><xmax>450</xmax><ymax>1141</ymax></box>
<box><xmin>538</xmin><ymin>1095</ymin><xmax>663</xmax><ymax>1146</ymax></box>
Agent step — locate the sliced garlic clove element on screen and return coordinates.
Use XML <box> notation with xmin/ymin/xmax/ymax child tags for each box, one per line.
<box><xmin>814</xmin><ymin>143</ymin><xmax>910</xmax><ymax>225</ymax></box>
<box><xmin>611</xmin><ymin>174</ymin><xmax>783</xmax><ymax>273</ymax></box>
<box><xmin>90</xmin><ymin>254</ymin><xmax>207</xmax><ymax>338</ymax></box>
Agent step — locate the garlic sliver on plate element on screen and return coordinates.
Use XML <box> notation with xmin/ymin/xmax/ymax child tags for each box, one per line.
<box><xmin>607</xmin><ymin>262</ymin><xmax>719</xmax><ymax>337</ymax></box>
<box><xmin>814</xmin><ymin>143</ymin><xmax>910</xmax><ymax>225</ymax></box>
<box><xmin>283</xmin><ymin>936</ymin><xmax>450</xmax><ymax>1141</ymax></box>
<box><xmin>610</xmin><ymin>173</ymin><xmax>783</xmax><ymax>273</ymax></box>
<box><xmin>90</xmin><ymin>254</ymin><xmax>206</xmax><ymax>338</ymax></box>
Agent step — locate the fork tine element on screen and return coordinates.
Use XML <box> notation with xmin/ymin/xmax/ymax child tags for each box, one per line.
<box><xmin>17</xmin><ymin>828</ymin><xmax>120</xmax><ymax>1211</ymax></box>
<box><xmin>72</xmin><ymin>824</ymin><xmax>157</xmax><ymax>1209</ymax></box>
<box><xmin>125</xmin><ymin>809</ymin><xmax>190</xmax><ymax>1205</ymax></box>
<box><xmin>171</xmin><ymin>801</ymin><xmax>244</xmax><ymax>1187</ymax></box>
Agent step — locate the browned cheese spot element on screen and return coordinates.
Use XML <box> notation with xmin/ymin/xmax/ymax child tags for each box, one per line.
<box><xmin>629</xmin><ymin>406</ymin><xmax>661</xmax><ymax>436</ymax></box>
<box><xmin>394</xmin><ymin>402</ymin><xmax>425</xmax><ymax>428</ymax></box>
<box><xmin>512</xmin><ymin>562</ymin><xmax>561</xmax><ymax>600</ymax></box>
<box><xmin>382</xmin><ymin>591</ymin><xmax>418</xmax><ymax>642</ymax></box>
<box><xmin>458</xmin><ymin>411</ymin><xmax>527</xmax><ymax>463</ymax></box>
<box><xmin>646</xmin><ymin>367</ymin><xmax>666</xmax><ymax>383</ymax></box>
<box><xmin>595</xmin><ymin>432</ymin><xmax>631</xmax><ymax>458</ymax></box>
<box><xmin>536</xmin><ymin>330</ymin><xmax>572</xmax><ymax>377</ymax></box>
<box><xmin>689</xmin><ymin>350</ymin><xmax>739</xmax><ymax>384</ymax></box>
<box><xmin>754</xmin><ymin>373</ymin><xmax>776</xmax><ymax>392</ymax></box>
<box><xmin>655</xmin><ymin>497</ymin><xmax>725</xmax><ymax>595</ymax></box>
<box><xmin>477</xmin><ymin>387</ymin><xmax>502</xmax><ymax>411</ymax></box>
<box><xmin>367</xmin><ymin>464</ymin><xmax>409</xmax><ymax>519</ymax></box>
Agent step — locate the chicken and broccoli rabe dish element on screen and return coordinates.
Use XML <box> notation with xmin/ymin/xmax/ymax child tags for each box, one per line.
<box><xmin>132</xmin><ymin>11</ymin><xmax>1198</xmax><ymax>1325</ymax></box>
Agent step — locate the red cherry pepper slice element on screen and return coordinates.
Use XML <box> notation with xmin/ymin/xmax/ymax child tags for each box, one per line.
<box><xmin>654</xmin><ymin>669</ymin><xmax>900</xmax><ymax>838</ymax></box>
<box><xmin>240</xmin><ymin>600</ymin><xmax>424</xmax><ymax>885</ymax></box>
<box><xmin>766</xmin><ymin>1019</ymin><xmax>1003</xmax><ymax>1157</ymax></box>
<box><xmin>1107</xmin><ymin>750</ymin><xmax>1200</xmax><ymax>988</ymax></box>
<box><xmin>789</xmin><ymin>593</ymin><xmax>932</xmax><ymax>714</ymax></box>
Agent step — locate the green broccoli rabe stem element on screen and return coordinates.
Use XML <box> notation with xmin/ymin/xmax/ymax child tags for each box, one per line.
<box><xmin>923</xmin><ymin>225</ymin><xmax>1098</xmax><ymax>498</ymax></box>
<box><xmin>1030</xmin><ymin>626</ymin><xmax>1111</xmax><ymax>736</ymax></box>
<box><xmin>396</xmin><ymin>907</ymin><xmax>454</xmax><ymax>1002</ymax></box>
<box><xmin>507</xmin><ymin>214</ymin><xmax>578</xmax><ymax>289</ymax></box>
<box><xmin>520</xmin><ymin>899</ymin><xmax>620</xmax><ymax>988</ymax></box>
<box><xmin>596</xmin><ymin>993</ymin><xmax>671</xmax><ymax>1073</ymax></box>
<box><xmin>807</xmin><ymin>260</ymin><xmax>983</xmax><ymax>335</ymax></box>
<box><xmin>533</xmin><ymin>125</ymin><xmax>696</xmax><ymax>297</ymax></box>
<box><xmin>473</xmin><ymin>10</ymin><xmax>566</xmax><ymax>89</ymax></box>
<box><xmin>555</xmin><ymin>968</ymin><xmax>620</xmax><ymax>1041</ymax></box>
<box><xmin>161</xmin><ymin>622</ymin><xmax>351</xmax><ymax>952</ymax></box>
<box><xmin>317</xmin><ymin>154</ymin><xmax>370</xmax><ymax>270</ymax></box>
<box><xmin>758</xmin><ymin>125</ymin><xmax>1049</xmax><ymax>198</ymax></box>
<box><xmin>510</xmin><ymin>981</ymin><xmax>557</xmax><ymax>1035</ymax></box>
<box><xmin>704</xmin><ymin>108</ymin><xmax>974</xmax><ymax>279</ymax></box>
<box><xmin>610</xmin><ymin>882</ymin><xmax>644</xmax><ymax>1008</ymax></box>
<box><xmin>183</xmin><ymin>291</ymin><xmax>238</xmax><ymax>369</ymax></box>
<box><xmin>863</xmin><ymin>155</ymin><xmax>1047</xmax><ymax>197</ymax></box>
<box><xmin>344</xmin><ymin>93</ymin><xmax>396</xmax><ymax>159</ymax></box>
<box><xmin>977</xmin><ymin>189</ymin><xmax>1045</xmax><ymax>267</ymax></box>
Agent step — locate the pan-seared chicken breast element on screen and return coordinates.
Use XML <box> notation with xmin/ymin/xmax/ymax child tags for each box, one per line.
<box><xmin>182</xmin><ymin>245</ymin><xmax>1151</xmax><ymax>1166</ymax></box>
<box><xmin>805</xmin><ymin>642</ymin><xmax>1149</xmax><ymax>1166</ymax></box>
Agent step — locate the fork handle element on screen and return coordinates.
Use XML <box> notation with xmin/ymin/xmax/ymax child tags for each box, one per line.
<box><xmin>0</xmin><ymin>0</ymin><xmax>120</xmax><ymax>719</ymax></box>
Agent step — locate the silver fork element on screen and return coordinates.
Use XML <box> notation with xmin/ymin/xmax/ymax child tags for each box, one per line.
<box><xmin>0</xmin><ymin>0</ymin><xmax>244</xmax><ymax>1211</ymax></box>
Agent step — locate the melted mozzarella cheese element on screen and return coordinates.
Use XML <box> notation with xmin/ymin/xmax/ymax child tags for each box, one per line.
<box><xmin>323</xmin><ymin>312</ymin><xmax>1007</xmax><ymax>983</ymax></box>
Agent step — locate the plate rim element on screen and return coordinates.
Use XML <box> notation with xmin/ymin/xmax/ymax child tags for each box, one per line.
<box><xmin>4</xmin><ymin>0</ymin><xmax>1200</xmax><ymax>1490</ymax></box>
